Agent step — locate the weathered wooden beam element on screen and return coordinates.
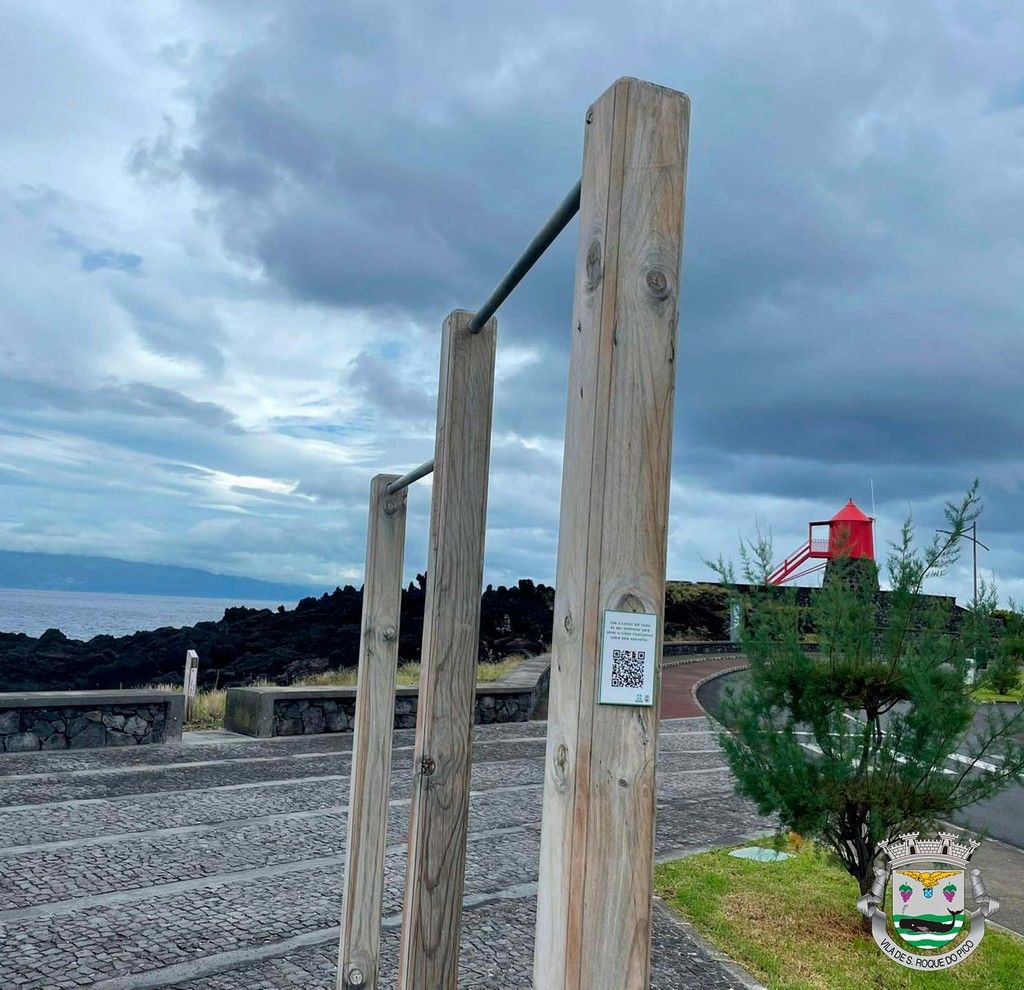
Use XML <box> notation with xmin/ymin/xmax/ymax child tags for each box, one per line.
<box><xmin>533</xmin><ymin>77</ymin><xmax>690</xmax><ymax>990</ymax></box>
<box><xmin>338</xmin><ymin>473</ymin><xmax>408</xmax><ymax>990</ymax></box>
<box><xmin>183</xmin><ymin>649</ymin><xmax>198</xmax><ymax>722</ymax></box>
<box><xmin>397</xmin><ymin>309</ymin><xmax>497</xmax><ymax>990</ymax></box>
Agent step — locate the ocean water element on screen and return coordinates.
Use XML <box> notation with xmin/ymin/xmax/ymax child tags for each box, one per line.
<box><xmin>0</xmin><ymin>588</ymin><xmax>293</xmax><ymax>641</ymax></box>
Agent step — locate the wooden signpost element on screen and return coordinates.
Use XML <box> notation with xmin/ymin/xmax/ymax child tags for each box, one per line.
<box><xmin>533</xmin><ymin>77</ymin><xmax>690</xmax><ymax>989</ymax></box>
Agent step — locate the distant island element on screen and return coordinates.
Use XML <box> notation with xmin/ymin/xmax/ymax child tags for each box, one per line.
<box><xmin>0</xmin><ymin>550</ymin><xmax>319</xmax><ymax>601</ymax></box>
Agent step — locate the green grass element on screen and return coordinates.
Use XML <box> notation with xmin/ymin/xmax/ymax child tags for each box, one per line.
<box><xmin>144</xmin><ymin>656</ymin><xmax>525</xmax><ymax>730</ymax></box>
<box><xmin>654</xmin><ymin>840</ymin><xmax>1024</xmax><ymax>990</ymax></box>
<box><xmin>974</xmin><ymin>673</ymin><xmax>1024</xmax><ymax>703</ymax></box>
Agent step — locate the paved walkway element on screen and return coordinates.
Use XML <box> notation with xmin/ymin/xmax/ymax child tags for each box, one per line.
<box><xmin>0</xmin><ymin>716</ymin><xmax>771</xmax><ymax>989</ymax></box>
<box><xmin>660</xmin><ymin>655</ymin><xmax>748</xmax><ymax>718</ymax></box>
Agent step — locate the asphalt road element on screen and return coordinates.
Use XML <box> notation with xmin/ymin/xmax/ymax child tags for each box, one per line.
<box><xmin>696</xmin><ymin>669</ymin><xmax>1024</xmax><ymax>849</ymax></box>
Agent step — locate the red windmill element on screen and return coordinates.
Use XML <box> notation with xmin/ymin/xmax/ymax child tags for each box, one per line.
<box><xmin>767</xmin><ymin>499</ymin><xmax>875</xmax><ymax>586</ymax></box>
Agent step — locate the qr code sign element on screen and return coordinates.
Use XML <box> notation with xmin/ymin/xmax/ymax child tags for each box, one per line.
<box><xmin>610</xmin><ymin>649</ymin><xmax>646</xmax><ymax>688</ymax></box>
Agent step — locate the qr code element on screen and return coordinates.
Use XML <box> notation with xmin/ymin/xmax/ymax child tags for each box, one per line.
<box><xmin>610</xmin><ymin>649</ymin><xmax>646</xmax><ymax>688</ymax></box>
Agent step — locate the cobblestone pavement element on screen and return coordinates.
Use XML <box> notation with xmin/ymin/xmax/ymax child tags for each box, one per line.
<box><xmin>0</xmin><ymin>716</ymin><xmax>772</xmax><ymax>988</ymax></box>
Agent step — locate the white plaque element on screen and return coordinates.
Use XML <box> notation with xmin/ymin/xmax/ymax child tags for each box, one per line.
<box><xmin>599</xmin><ymin>610</ymin><xmax>657</xmax><ymax>706</ymax></box>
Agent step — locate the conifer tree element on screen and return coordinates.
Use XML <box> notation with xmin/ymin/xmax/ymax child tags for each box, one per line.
<box><xmin>708</xmin><ymin>483</ymin><xmax>1024</xmax><ymax>899</ymax></box>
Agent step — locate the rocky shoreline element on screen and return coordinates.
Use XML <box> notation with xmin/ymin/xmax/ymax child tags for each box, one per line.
<box><xmin>0</xmin><ymin>579</ymin><xmax>736</xmax><ymax>694</ymax></box>
<box><xmin>0</xmin><ymin>577</ymin><xmax>557</xmax><ymax>693</ymax></box>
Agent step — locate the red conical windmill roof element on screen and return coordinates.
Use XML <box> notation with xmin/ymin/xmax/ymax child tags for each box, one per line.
<box><xmin>831</xmin><ymin>498</ymin><xmax>871</xmax><ymax>523</ymax></box>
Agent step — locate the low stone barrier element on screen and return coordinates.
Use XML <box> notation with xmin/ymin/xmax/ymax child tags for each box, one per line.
<box><xmin>664</xmin><ymin>640</ymin><xmax>744</xmax><ymax>656</ymax></box>
<box><xmin>225</xmin><ymin>654</ymin><xmax>551</xmax><ymax>738</ymax></box>
<box><xmin>0</xmin><ymin>690</ymin><xmax>185</xmax><ymax>752</ymax></box>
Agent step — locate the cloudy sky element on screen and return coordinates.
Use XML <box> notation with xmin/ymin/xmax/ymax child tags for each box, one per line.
<box><xmin>1</xmin><ymin>0</ymin><xmax>1022</xmax><ymax>602</ymax></box>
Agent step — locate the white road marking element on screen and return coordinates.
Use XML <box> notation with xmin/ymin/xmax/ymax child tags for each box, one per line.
<box><xmin>946</xmin><ymin>752</ymin><xmax>1002</xmax><ymax>774</ymax></box>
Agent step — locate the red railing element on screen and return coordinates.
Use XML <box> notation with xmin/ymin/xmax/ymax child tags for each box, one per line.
<box><xmin>767</xmin><ymin>540</ymin><xmax>812</xmax><ymax>585</ymax></box>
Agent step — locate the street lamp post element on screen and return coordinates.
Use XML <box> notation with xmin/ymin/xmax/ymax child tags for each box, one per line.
<box><xmin>938</xmin><ymin>522</ymin><xmax>991</xmax><ymax>684</ymax></box>
<box><xmin>938</xmin><ymin>521</ymin><xmax>990</xmax><ymax>609</ymax></box>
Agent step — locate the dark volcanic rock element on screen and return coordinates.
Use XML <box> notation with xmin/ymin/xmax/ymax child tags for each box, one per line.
<box><xmin>0</xmin><ymin>703</ymin><xmax>179</xmax><ymax>751</ymax></box>
<box><xmin>0</xmin><ymin>575</ymin><xmax>966</xmax><ymax>694</ymax></box>
<box><xmin>0</xmin><ymin>577</ymin><xmax>556</xmax><ymax>693</ymax></box>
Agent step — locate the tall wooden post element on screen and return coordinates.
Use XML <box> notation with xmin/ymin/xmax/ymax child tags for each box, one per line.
<box><xmin>533</xmin><ymin>77</ymin><xmax>690</xmax><ymax>989</ymax></box>
<box><xmin>397</xmin><ymin>309</ymin><xmax>497</xmax><ymax>990</ymax></box>
<box><xmin>338</xmin><ymin>474</ymin><xmax>408</xmax><ymax>990</ymax></box>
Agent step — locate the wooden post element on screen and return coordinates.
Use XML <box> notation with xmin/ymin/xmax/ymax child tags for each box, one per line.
<box><xmin>533</xmin><ymin>77</ymin><xmax>690</xmax><ymax>990</ymax></box>
<box><xmin>338</xmin><ymin>474</ymin><xmax>408</xmax><ymax>990</ymax></box>
<box><xmin>397</xmin><ymin>309</ymin><xmax>497</xmax><ymax>990</ymax></box>
<box><xmin>183</xmin><ymin>649</ymin><xmax>199</xmax><ymax>722</ymax></box>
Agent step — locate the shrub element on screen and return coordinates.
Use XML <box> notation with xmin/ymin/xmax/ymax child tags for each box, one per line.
<box><xmin>707</xmin><ymin>482</ymin><xmax>1024</xmax><ymax>899</ymax></box>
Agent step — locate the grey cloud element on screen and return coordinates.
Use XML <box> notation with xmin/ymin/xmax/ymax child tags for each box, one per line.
<box><xmin>292</xmin><ymin>467</ymin><xmax>376</xmax><ymax>505</ymax></box>
<box><xmin>0</xmin><ymin>376</ymin><xmax>241</xmax><ymax>433</ymax></box>
<box><xmin>3</xmin><ymin>1</ymin><xmax>1024</xmax><ymax>593</ymax></box>
<box><xmin>98</xmin><ymin>383</ymin><xmax>242</xmax><ymax>433</ymax></box>
<box><xmin>126</xmin><ymin>116</ymin><xmax>184</xmax><ymax>184</ymax></box>
<box><xmin>345</xmin><ymin>352</ymin><xmax>436</xmax><ymax>423</ymax></box>
<box><xmin>148</xmin><ymin>0</ymin><xmax>1024</xmax><ymax>584</ymax></box>
<box><xmin>48</xmin><ymin>227</ymin><xmax>143</xmax><ymax>275</ymax></box>
<box><xmin>109</xmin><ymin>283</ymin><xmax>226</xmax><ymax>373</ymax></box>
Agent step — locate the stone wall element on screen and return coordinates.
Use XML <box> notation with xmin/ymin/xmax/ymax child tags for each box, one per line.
<box><xmin>274</xmin><ymin>696</ymin><xmax>355</xmax><ymax>735</ymax></box>
<box><xmin>225</xmin><ymin>655</ymin><xmax>551</xmax><ymax>738</ymax></box>
<box><xmin>269</xmin><ymin>689</ymin><xmax>538</xmax><ymax>737</ymax></box>
<box><xmin>0</xmin><ymin>691</ymin><xmax>184</xmax><ymax>752</ymax></box>
<box><xmin>664</xmin><ymin>640</ymin><xmax>744</xmax><ymax>657</ymax></box>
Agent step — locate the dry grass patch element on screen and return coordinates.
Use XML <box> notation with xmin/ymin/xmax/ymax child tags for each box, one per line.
<box><xmin>145</xmin><ymin>683</ymin><xmax>225</xmax><ymax>730</ymax></box>
<box><xmin>143</xmin><ymin>655</ymin><xmax>526</xmax><ymax>730</ymax></box>
<box><xmin>184</xmin><ymin>689</ymin><xmax>225</xmax><ymax>730</ymax></box>
<box><xmin>292</xmin><ymin>655</ymin><xmax>523</xmax><ymax>688</ymax></box>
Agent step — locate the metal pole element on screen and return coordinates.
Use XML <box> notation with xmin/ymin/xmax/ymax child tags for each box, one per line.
<box><xmin>384</xmin><ymin>458</ymin><xmax>434</xmax><ymax>495</ymax></box>
<box><xmin>973</xmin><ymin>521</ymin><xmax>978</xmax><ymax>609</ymax></box>
<box><xmin>380</xmin><ymin>180</ymin><xmax>580</xmax><ymax>496</ymax></box>
<box><xmin>939</xmin><ymin>524</ymin><xmax>989</xmax><ymax>608</ymax></box>
<box><xmin>468</xmin><ymin>180</ymin><xmax>582</xmax><ymax>334</ymax></box>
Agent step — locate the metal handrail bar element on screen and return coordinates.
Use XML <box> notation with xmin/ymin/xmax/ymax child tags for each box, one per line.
<box><xmin>467</xmin><ymin>179</ymin><xmax>582</xmax><ymax>333</ymax></box>
<box><xmin>382</xmin><ymin>180</ymin><xmax>582</xmax><ymax>494</ymax></box>
<box><xmin>385</xmin><ymin>458</ymin><xmax>435</xmax><ymax>496</ymax></box>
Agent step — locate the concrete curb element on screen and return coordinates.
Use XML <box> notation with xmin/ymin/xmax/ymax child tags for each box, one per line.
<box><xmin>690</xmin><ymin>662</ymin><xmax>750</xmax><ymax>717</ymax></box>
<box><xmin>663</xmin><ymin>652</ymin><xmax>745</xmax><ymax>670</ymax></box>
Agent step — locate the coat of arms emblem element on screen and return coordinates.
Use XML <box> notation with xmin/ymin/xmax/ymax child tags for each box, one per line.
<box><xmin>857</xmin><ymin>831</ymin><xmax>999</xmax><ymax>970</ymax></box>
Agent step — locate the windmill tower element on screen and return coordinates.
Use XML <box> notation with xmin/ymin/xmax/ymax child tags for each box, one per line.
<box><xmin>767</xmin><ymin>499</ymin><xmax>878</xmax><ymax>592</ymax></box>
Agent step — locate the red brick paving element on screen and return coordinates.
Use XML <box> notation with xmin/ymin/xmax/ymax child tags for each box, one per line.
<box><xmin>659</xmin><ymin>655</ymin><xmax>748</xmax><ymax>718</ymax></box>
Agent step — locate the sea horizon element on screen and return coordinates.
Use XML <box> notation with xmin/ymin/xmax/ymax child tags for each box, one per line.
<box><xmin>0</xmin><ymin>587</ymin><xmax>296</xmax><ymax>641</ymax></box>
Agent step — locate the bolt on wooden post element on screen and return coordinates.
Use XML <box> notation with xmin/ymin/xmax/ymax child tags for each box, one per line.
<box><xmin>533</xmin><ymin>77</ymin><xmax>690</xmax><ymax>990</ymax></box>
<box><xmin>397</xmin><ymin>309</ymin><xmax>497</xmax><ymax>990</ymax></box>
<box><xmin>337</xmin><ymin>474</ymin><xmax>408</xmax><ymax>990</ymax></box>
